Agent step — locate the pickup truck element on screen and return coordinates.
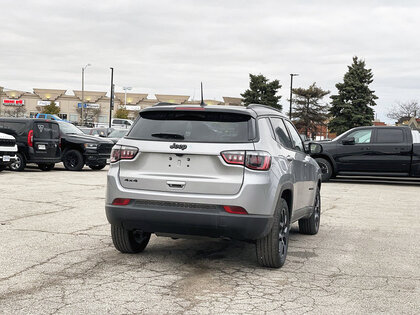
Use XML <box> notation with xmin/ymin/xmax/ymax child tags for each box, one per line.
<box><xmin>310</xmin><ymin>126</ymin><xmax>420</xmax><ymax>181</ymax></box>
<box><xmin>0</xmin><ymin>132</ymin><xmax>18</xmax><ymax>171</ymax></box>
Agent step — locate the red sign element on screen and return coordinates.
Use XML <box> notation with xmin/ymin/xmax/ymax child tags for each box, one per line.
<box><xmin>2</xmin><ymin>99</ymin><xmax>24</xmax><ymax>106</ymax></box>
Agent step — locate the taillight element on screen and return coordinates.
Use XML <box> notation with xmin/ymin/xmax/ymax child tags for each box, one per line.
<box><xmin>221</xmin><ymin>150</ymin><xmax>271</xmax><ymax>171</ymax></box>
<box><xmin>27</xmin><ymin>130</ymin><xmax>33</xmax><ymax>147</ymax></box>
<box><xmin>112</xmin><ymin>198</ymin><xmax>131</xmax><ymax>206</ymax></box>
<box><xmin>223</xmin><ymin>205</ymin><xmax>248</xmax><ymax>215</ymax></box>
<box><xmin>221</xmin><ymin>151</ymin><xmax>245</xmax><ymax>165</ymax></box>
<box><xmin>110</xmin><ymin>145</ymin><xmax>139</xmax><ymax>163</ymax></box>
<box><xmin>245</xmin><ymin>151</ymin><xmax>271</xmax><ymax>170</ymax></box>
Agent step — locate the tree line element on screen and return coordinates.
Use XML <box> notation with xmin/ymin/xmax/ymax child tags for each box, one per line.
<box><xmin>242</xmin><ymin>56</ymin><xmax>417</xmax><ymax>136</ymax></box>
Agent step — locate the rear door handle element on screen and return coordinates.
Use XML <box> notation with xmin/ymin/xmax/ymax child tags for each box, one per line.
<box><xmin>167</xmin><ymin>181</ymin><xmax>186</xmax><ymax>189</ymax></box>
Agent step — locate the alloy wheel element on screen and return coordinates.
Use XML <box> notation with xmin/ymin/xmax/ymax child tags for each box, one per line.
<box><xmin>278</xmin><ymin>206</ymin><xmax>289</xmax><ymax>258</ymax></box>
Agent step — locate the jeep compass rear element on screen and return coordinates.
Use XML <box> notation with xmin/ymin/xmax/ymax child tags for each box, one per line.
<box><xmin>106</xmin><ymin>104</ymin><xmax>322</xmax><ymax>268</ymax></box>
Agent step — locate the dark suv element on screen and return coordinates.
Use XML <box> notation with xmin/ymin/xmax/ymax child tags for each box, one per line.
<box><xmin>56</xmin><ymin>121</ymin><xmax>114</xmax><ymax>171</ymax></box>
<box><xmin>0</xmin><ymin>118</ymin><xmax>61</xmax><ymax>171</ymax></box>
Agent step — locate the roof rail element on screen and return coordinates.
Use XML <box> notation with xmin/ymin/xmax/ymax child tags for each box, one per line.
<box><xmin>153</xmin><ymin>102</ymin><xmax>180</xmax><ymax>107</ymax></box>
<box><xmin>247</xmin><ymin>103</ymin><xmax>283</xmax><ymax>113</ymax></box>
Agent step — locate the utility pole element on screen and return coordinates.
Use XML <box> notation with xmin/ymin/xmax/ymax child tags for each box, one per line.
<box><xmin>81</xmin><ymin>64</ymin><xmax>91</xmax><ymax>126</ymax></box>
<box><xmin>109</xmin><ymin>67</ymin><xmax>114</xmax><ymax>128</ymax></box>
<box><xmin>289</xmin><ymin>73</ymin><xmax>299</xmax><ymax>120</ymax></box>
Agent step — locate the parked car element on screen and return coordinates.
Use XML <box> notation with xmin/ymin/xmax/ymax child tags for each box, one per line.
<box><xmin>310</xmin><ymin>126</ymin><xmax>420</xmax><ymax>181</ymax></box>
<box><xmin>57</xmin><ymin>121</ymin><xmax>114</xmax><ymax>171</ymax></box>
<box><xmin>105</xmin><ymin>104</ymin><xmax>322</xmax><ymax>268</ymax></box>
<box><xmin>35</xmin><ymin>113</ymin><xmax>67</xmax><ymax>122</ymax></box>
<box><xmin>0</xmin><ymin>132</ymin><xmax>18</xmax><ymax>171</ymax></box>
<box><xmin>0</xmin><ymin>118</ymin><xmax>61</xmax><ymax>171</ymax></box>
<box><xmin>107</xmin><ymin>129</ymin><xmax>129</xmax><ymax>144</ymax></box>
<box><xmin>111</xmin><ymin>118</ymin><xmax>133</xmax><ymax>129</ymax></box>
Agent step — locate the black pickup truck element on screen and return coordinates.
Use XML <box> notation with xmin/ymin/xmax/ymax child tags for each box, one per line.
<box><xmin>56</xmin><ymin>121</ymin><xmax>114</xmax><ymax>171</ymax></box>
<box><xmin>310</xmin><ymin>126</ymin><xmax>420</xmax><ymax>181</ymax></box>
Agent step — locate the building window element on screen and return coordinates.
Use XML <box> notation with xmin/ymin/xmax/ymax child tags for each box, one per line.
<box><xmin>69</xmin><ymin>114</ymin><xmax>79</xmax><ymax>122</ymax></box>
<box><xmin>98</xmin><ymin>115</ymin><xmax>108</xmax><ymax>123</ymax></box>
<box><xmin>58</xmin><ymin>113</ymin><xmax>68</xmax><ymax>120</ymax></box>
<box><xmin>29</xmin><ymin>111</ymin><xmax>38</xmax><ymax>118</ymax></box>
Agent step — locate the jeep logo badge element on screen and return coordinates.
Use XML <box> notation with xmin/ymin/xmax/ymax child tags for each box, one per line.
<box><xmin>170</xmin><ymin>143</ymin><xmax>187</xmax><ymax>150</ymax></box>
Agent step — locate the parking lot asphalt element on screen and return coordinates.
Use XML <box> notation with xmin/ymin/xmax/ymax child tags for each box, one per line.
<box><xmin>0</xmin><ymin>165</ymin><xmax>419</xmax><ymax>314</ymax></box>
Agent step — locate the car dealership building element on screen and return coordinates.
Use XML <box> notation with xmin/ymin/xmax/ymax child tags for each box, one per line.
<box><xmin>0</xmin><ymin>86</ymin><xmax>243</xmax><ymax>124</ymax></box>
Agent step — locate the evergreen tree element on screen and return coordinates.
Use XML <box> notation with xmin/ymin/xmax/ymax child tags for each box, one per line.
<box><xmin>241</xmin><ymin>74</ymin><xmax>282</xmax><ymax>110</ymax></box>
<box><xmin>329</xmin><ymin>56</ymin><xmax>378</xmax><ymax>134</ymax></box>
<box><xmin>42</xmin><ymin>101</ymin><xmax>60</xmax><ymax>115</ymax></box>
<box><xmin>291</xmin><ymin>83</ymin><xmax>330</xmax><ymax>138</ymax></box>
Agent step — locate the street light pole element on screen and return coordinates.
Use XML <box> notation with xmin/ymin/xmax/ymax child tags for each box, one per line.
<box><xmin>289</xmin><ymin>73</ymin><xmax>299</xmax><ymax>120</ymax></box>
<box><xmin>109</xmin><ymin>68</ymin><xmax>114</xmax><ymax>128</ymax></box>
<box><xmin>81</xmin><ymin>63</ymin><xmax>91</xmax><ymax>126</ymax></box>
<box><xmin>123</xmin><ymin>86</ymin><xmax>132</xmax><ymax>107</ymax></box>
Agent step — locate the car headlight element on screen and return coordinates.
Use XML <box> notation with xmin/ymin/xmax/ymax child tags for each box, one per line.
<box><xmin>84</xmin><ymin>143</ymin><xmax>98</xmax><ymax>149</ymax></box>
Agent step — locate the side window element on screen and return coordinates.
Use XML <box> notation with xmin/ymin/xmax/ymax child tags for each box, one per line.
<box><xmin>284</xmin><ymin>120</ymin><xmax>304</xmax><ymax>151</ymax></box>
<box><xmin>375</xmin><ymin>129</ymin><xmax>404</xmax><ymax>143</ymax></box>
<box><xmin>346</xmin><ymin>129</ymin><xmax>372</xmax><ymax>144</ymax></box>
<box><xmin>270</xmin><ymin>117</ymin><xmax>293</xmax><ymax>149</ymax></box>
<box><xmin>260</xmin><ymin>118</ymin><xmax>275</xmax><ymax>140</ymax></box>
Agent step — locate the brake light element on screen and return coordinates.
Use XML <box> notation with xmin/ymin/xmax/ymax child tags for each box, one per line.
<box><xmin>112</xmin><ymin>198</ymin><xmax>131</xmax><ymax>206</ymax></box>
<box><xmin>223</xmin><ymin>206</ymin><xmax>248</xmax><ymax>214</ymax></box>
<box><xmin>110</xmin><ymin>145</ymin><xmax>139</xmax><ymax>163</ymax></box>
<box><xmin>28</xmin><ymin>130</ymin><xmax>33</xmax><ymax>147</ymax></box>
<box><xmin>175</xmin><ymin>107</ymin><xmax>205</xmax><ymax>110</ymax></box>
<box><xmin>221</xmin><ymin>150</ymin><xmax>271</xmax><ymax>170</ymax></box>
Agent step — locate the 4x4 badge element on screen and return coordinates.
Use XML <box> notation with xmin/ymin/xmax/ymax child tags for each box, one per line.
<box><xmin>170</xmin><ymin>143</ymin><xmax>187</xmax><ymax>150</ymax></box>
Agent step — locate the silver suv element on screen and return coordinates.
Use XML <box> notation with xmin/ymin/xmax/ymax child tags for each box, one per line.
<box><xmin>106</xmin><ymin>104</ymin><xmax>322</xmax><ymax>268</ymax></box>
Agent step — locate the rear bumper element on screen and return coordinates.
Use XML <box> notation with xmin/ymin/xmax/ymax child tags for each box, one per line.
<box><xmin>106</xmin><ymin>202</ymin><xmax>273</xmax><ymax>241</ymax></box>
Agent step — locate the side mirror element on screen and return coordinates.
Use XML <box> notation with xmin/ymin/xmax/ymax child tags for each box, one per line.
<box><xmin>308</xmin><ymin>142</ymin><xmax>323</xmax><ymax>154</ymax></box>
<box><xmin>342</xmin><ymin>137</ymin><xmax>355</xmax><ymax>145</ymax></box>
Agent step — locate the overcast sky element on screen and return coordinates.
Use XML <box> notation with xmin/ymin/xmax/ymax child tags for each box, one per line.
<box><xmin>1</xmin><ymin>0</ymin><xmax>420</xmax><ymax>123</ymax></box>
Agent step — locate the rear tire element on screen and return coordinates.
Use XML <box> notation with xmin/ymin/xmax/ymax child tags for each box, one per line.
<box><xmin>315</xmin><ymin>158</ymin><xmax>333</xmax><ymax>182</ymax></box>
<box><xmin>9</xmin><ymin>153</ymin><xmax>26</xmax><ymax>172</ymax></box>
<box><xmin>0</xmin><ymin>165</ymin><xmax>6</xmax><ymax>172</ymax></box>
<box><xmin>38</xmin><ymin>163</ymin><xmax>55</xmax><ymax>171</ymax></box>
<box><xmin>299</xmin><ymin>189</ymin><xmax>321</xmax><ymax>235</ymax></box>
<box><xmin>63</xmin><ymin>150</ymin><xmax>84</xmax><ymax>171</ymax></box>
<box><xmin>88</xmin><ymin>162</ymin><xmax>107</xmax><ymax>170</ymax></box>
<box><xmin>256</xmin><ymin>198</ymin><xmax>290</xmax><ymax>268</ymax></box>
<box><xmin>111</xmin><ymin>225</ymin><xmax>151</xmax><ymax>253</ymax></box>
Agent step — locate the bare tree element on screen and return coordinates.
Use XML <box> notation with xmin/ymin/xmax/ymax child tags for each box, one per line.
<box><xmin>3</xmin><ymin>106</ymin><xmax>27</xmax><ymax>117</ymax></box>
<box><xmin>387</xmin><ymin>100</ymin><xmax>420</xmax><ymax>121</ymax></box>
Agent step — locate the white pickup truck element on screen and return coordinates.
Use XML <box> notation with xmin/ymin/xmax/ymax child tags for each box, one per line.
<box><xmin>0</xmin><ymin>132</ymin><xmax>18</xmax><ymax>172</ymax></box>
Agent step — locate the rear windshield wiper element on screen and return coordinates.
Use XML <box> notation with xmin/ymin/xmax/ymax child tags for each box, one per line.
<box><xmin>151</xmin><ymin>133</ymin><xmax>185</xmax><ymax>140</ymax></box>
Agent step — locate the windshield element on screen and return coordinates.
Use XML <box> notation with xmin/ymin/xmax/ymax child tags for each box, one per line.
<box><xmin>108</xmin><ymin>129</ymin><xmax>128</xmax><ymax>138</ymax></box>
<box><xmin>57</xmin><ymin>121</ymin><xmax>84</xmax><ymax>134</ymax></box>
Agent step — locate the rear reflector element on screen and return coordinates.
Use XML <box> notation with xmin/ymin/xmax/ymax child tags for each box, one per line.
<box><xmin>223</xmin><ymin>205</ymin><xmax>248</xmax><ymax>215</ymax></box>
<box><xmin>112</xmin><ymin>198</ymin><xmax>131</xmax><ymax>206</ymax></box>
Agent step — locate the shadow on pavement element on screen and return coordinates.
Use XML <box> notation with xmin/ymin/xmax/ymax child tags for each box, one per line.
<box><xmin>330</xmin><ymin>176</ymin><xmax>420</xmax><ymax>186</ymax></box>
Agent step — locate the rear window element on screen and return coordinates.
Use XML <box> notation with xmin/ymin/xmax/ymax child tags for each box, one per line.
<box><xmin>127</xmin><ymin>110</ymin><xmax>254</xmax><ymax>143</ymax></box>
<box><xmin>375</xmin><ymin>129</ymin><xmax>404</xmax><ymax>143</ymax></box>
<box><xmin>34</xmin><ymin>123</ymin><xmax>60</xmax><ymax>139</ymax></box>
